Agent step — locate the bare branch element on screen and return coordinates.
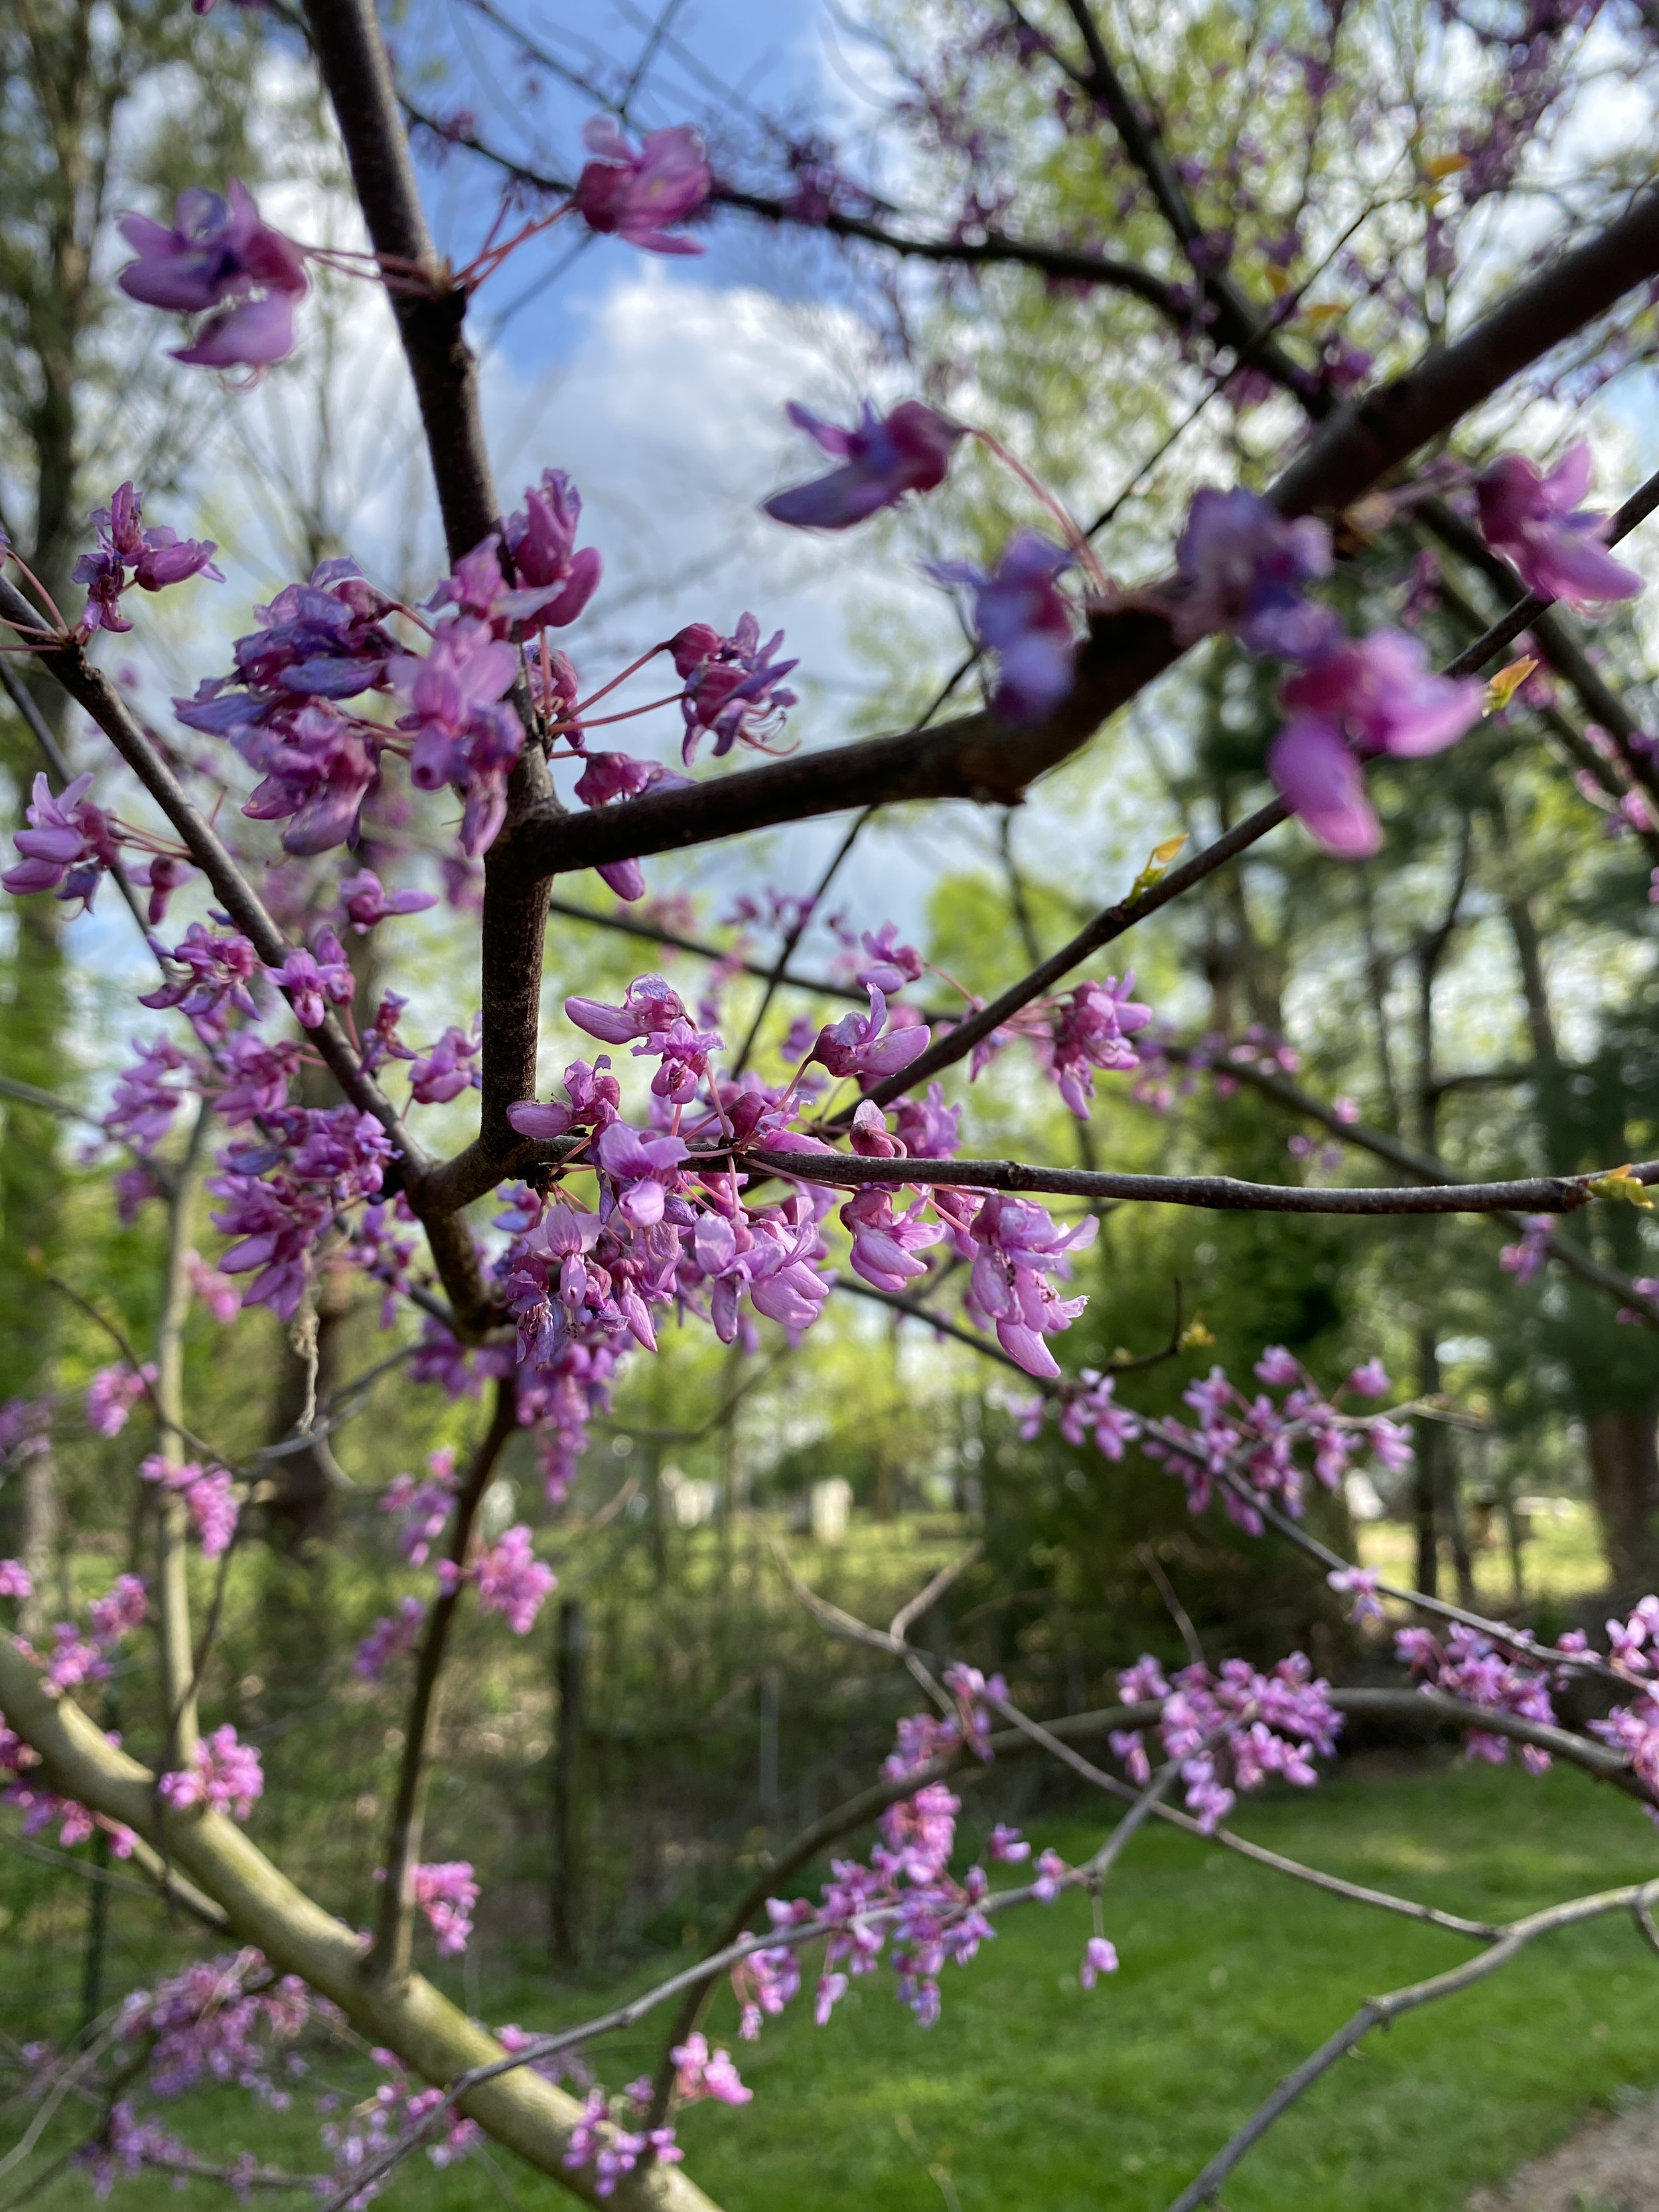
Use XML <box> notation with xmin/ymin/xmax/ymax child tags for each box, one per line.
<box><xmin>743</xmin><ymin>1142</ymin><xmax>1654</xmax><ymax>1215</ymax></box>
<box><xmin>369</xmin><ymin>1379</ymin><xmax>518</xmax><ymax>1982</ymax></box>
<box><xmin>1164</xmin><ymin>1883</ymin><xmax>1654</xmax><ymax>2212</ymax></box>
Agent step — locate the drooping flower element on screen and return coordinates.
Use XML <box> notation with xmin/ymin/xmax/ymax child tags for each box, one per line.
<box><xmin>117</xmin><ymin>183</ymin><xmax>309</xmax><ymax>369</ymax></box>
<box><xmin>810</xmin><ymin>985</ymin><xmax>930</xmax><ymax>1084</ymax></box>
<box><xmin>573</xmin><ymin>119</ymin><xmax>711</xmax><ymax>254</ymax></box>
<box><xmin>928</xmin><ymin>532</ymin><xmax>1078</xmax><ymax>721</ymax></box>
<box><xmin>265</xmin><ymin>928</ymin><xmax>353</xmax><ymax>1031</ymax></box>
<box><xmin>670</xmin><ymin>2032</ymin><xmax>753</xmax><ymax>2106</ymax></box>
<box><xmin>764</xmin><ymin>400</ymin><xmax>965</xmax><ymax>530</ymax></box>
<box><xmin>1268</xmin><ymin>630</ymin><xmax>1484</xmax><ymax>857</ymax></box>
<box><xmin>1476</xmin><ymin>445</ymin><xmax>1642</xmax><ymax>611</ymax></box>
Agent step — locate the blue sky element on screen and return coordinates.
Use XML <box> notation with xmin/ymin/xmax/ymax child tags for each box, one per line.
<box><xmin>402</xmin><ymin>0</ymin><xmax>858</xmax><ymax>378</ymax></box>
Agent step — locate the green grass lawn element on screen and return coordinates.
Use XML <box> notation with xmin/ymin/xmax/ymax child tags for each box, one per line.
<box><xmin>7</xmin><ymin>1755</ymin><xmax>1659</xmax><ymax>2211</ymax></box>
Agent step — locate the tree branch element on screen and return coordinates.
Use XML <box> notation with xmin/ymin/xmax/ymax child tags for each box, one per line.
<box><xmin>0</xmin><ymin>1632</ymin><xmax>719</xmax><ymax>2212</ymax></box>
<box><xmin>369</xmin><ymin>1377</ymin><xmax>518</xmax><ymax>1984</ymax></box>
<box><xmin>742</xmin><ymin>1143</ymin><xmax>1654</xmax><ymax>1215</ymax></box>
<box><xmin>1164</xmin><ymin>1881</ymin><xmax>1659</xmax><ymax>2212</ymax></box>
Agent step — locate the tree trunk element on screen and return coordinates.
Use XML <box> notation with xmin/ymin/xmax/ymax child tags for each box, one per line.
<box><xmin>1584</xmin><ymin>1406</ymin><xmax>1658</xmax><ymax>1593</ymax></box>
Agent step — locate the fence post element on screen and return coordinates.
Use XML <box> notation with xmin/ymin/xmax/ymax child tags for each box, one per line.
<box><xmin>550</xmin><ymin>1596</ymin><xmax>585</xmax><ymax>1967</ymax></box>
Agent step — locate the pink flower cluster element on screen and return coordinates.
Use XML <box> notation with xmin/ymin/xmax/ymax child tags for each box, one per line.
<box><xmin>411</xmin><ymin>1860</ymin><xmax>478</xmax><ymax>1956</ymax></box>
<box><xmin>472</xmin><ymin>1524</ymin><xmax>557</xmax><ymax>1635</ymax></box>
<box><xmin>1139</xmin><ymin>1347</ymin><xmax>1411</xmax><ymax>1530</ymax></box>
<box><xmin>563</xmin><ymin>2087</ymin><xmax>684</xmax><ymax>2198</ymax></box>
<box><xmin>116</xmin><ymin>1949</ymin><xmax>317</xmax><ymax>2102</ymax></box>
<box><xmin>84</xmin><ymin>1362</ymin><xmax>157</xmax><ymax>1437</ymax></box>
<box><xmin>157</xmin><ymin>1724</ymin><xmax>264</xmax><ymax>1821</ymax></box>
<box><xmin>1395</xmin><ymin>1622</ymin><xmax>1563</xmax><ymax>1771</ymax></box>
<box><xmin>140</xmin><ymin>1454</ymin><xmax>239</xmax><ymax>1557</ymax></box>
<box><xmin>1110</xmin><ymin>1652</ymin><xmax>1342</xmax><ymax>1828</ymax></box>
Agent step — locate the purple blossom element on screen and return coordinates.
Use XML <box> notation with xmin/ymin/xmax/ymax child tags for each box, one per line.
<box><xmin>855</xmin><ymin>922</ymin><xmax>925</xmax><ymax>994</ymax></box>
<box><xmin>928</xmin><ymin>532</ymin><xmax>1077</xmax><ymax>721</ymax></box>
<box><xmin>88</xmin><ymin>1574</ymin><xmax>149</xmax><ymax>1644</ymax></box>
<box><xmin>104</xmin><ymin>1036</ymin><xmax>192</xmax><ymax>1153</ymax></box>
<box><xmin>1396</xmin><ymin>1623</ymin><xmax>1557</xmax><ymax>1772</ymax></box>
<box><xmin>208</xmin><ymin>1105</ymin><xmax>390</xmax><ymax>1321</ymax></box>
<box><xmin>265</xmin><ymin>926</ymin><xmax>353</xmax><ymax>1029</ymax></box>
<box><xmin>138</xmin><ymin>924</ymin><xmax>259</xmax><ymax>1038</ymax></box>
<box><xmin>117</xmin><ymin>183</ymin><xmax>309</xmax><ymax>368</ymax></box>
<box><xmin>85</xmin><ymin>1363</ymin><xmax>155</xmax><ymax>1438</ymax></box>
<box><xmin>842</xmin><ymin>1184</ymin><xmax>944</xmax><ymax>1291</ymax></box>
<box><xmin>670</xmin><ymin>616</ymin><xmax>799</xmax><ymax>763</ymax></box>
<box><xmin>1079</xmin><ymin>1935</ymin><xmax>1119</xmax><ymax>1988</ymax></box>
<box><xmin>810</xmin><ymin>985</ymin><xmax>930</xmax><ymax>1083</ymax></box>
<box><xmin>3</xmin><ymin>772</ymin><xmax>119</xmax><ymax>908</ymax></box>
<box><xmin>500</xmin><ymin>472</ymin><xmax>603</xmax><ymax>625</ymax></box>
<box><xmin>474</xmin><ymin>1524</ymin><xmax>556</xmax><ymax>1634</ymax></box>
<box><xmin>411</xmin><ymin>1861</ymin><xmax>478</xmax><ymax>1956</ymax></box>
<box><xmin>386</xmin><ymin>617</ymin><xmax>525</xmax><ymax>855</ymax></box>
<box><xmin>356</xmin><ymin>1595</ymin><xmax>428</xmax><ymax>1680</ymax></box>
<box><xmin>157</xmin><ymin>1724</ymin><xmax>263</xmax><ymax>1819</ymax></box>
<box><xmin>1476</xmin><ymin>445</ymin><xmax>1643</xmax><ymax>610</ymax></box>
<box><xmin>232</xmin><ymin>702</ymin><xmax>382</xmax><ymax>857</ymax></box>
<box><xmin>1171</xmin><ymin>487</ymin><xmax>1338</xmax><ymax>660</ymax></box>
<box><xmin>407</xmin><ymin>1024</ymin><xmax>480</xmax><ymax>1106</ymax></box>
<box><xmin>963</xmin><ymin>1192</ymin><xmax>1096</xmax><ymax>1379</ymax></box>
<box><xmin>1269</xmin><ymin>630</ymin><xmax>1484</xmax><ymax>857</ymax></box>
<box><xmin>72</xmin><ymin>482</ymin><xmax>222</xmax><ymax>634</ymax></box>
<box><xmin>140</xmin><ymin>1455</ymin><xmax>240</xmax><ymax>1556</ymax></box>
<box><xmin>573</xmin><ymin>118</ymin><xmax>711</xmax><ymax>255</ymax></box>
<box><xmin>1043</xmin><ymin>974</ymin><xmax>1152</xmax><ymax>1117</ymax></box>
<box><xmin>0</xmin><ymin>1559</ymin><xmax>33</xmax><ymax>1601</ymax></box>
<box><xmin>340</xmin><ymin>869</ymin><xmax>437</xmax><ymax>932</ymax></box>
<box><xmin>670</xmin><ymin>2032</ymin><xmax>753</xmax><ymax>2106</ymax></box>
<box><xmin>595</xmin><ymin>1120</ymin><xmax>689</xmax><ymax>1231</ymax></box>
<box><xmin>764</xmin><ymin>400</ymin><xmax>964</xmax><ymax>530</ymax></box>
<box><xmin>989</xmin><ymin>1822</ymin><xmax>1029</xmax><ymax>1862</ymax></box>
<box><xmin>1328</xmin><ymin>1566</ymin><xmax>1385</xmax><ymax>1625</ymax></box>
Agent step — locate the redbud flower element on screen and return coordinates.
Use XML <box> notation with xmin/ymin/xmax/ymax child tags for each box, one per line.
<box><xmin>117</xmin><ymin>183</ymin><xmax>308</xmax><ymax>369</ymax></box>
<box><xmin>72</xmin><ymin>482</ymin><xmax>221</xmax><ymax>634</ymax></box>
<box><xmin>340</xmin><ymin>869</ymin><xmax>437</xmax><ymax>932</ymax></box>
<box><xmin>573</xmin><ymin>118</ymin><xmax>711</xmax><ymax>254</ymax></box>
<box><xmin>928</xmin><ymin>532</ymin><xmax>1078</xmax><ymax>721</ymax></box>
<box><xmin>85</xmin><ymin>1362</ymin><xmax>155</xmax><ymax>1438</ymax></box>
<box><xmin>671</xmin><ymin>615</ymin><xmax>799</xmax><ymax>762</ymax></box>
<box><xmin>0</xmin><ymin>1559</ymin><xmax>33</xmax><ymax>1601</ymax></box>
<box><xmin>1171</xmin><ymin>487</ymin><xmax>1338</xmax><ymax>659</ymax></box>
<box><xmin>1269</xmin><ymin>630</ymin><xmax>1483</xmax><ymax>857</ymax></box>
<box><xmin>411</xmin><ymin>1861</ymin><xmax>478</xmax><ymax>1954</ymax></box>
<box><xmin>1476</xmin><ymin>445</ymin><xmax>1642</xmax><ymax>611</ymax></box>
<box><xmin>764</xmin><ymin>400</ymin><xmax>964</xmax><ymax>530</ymax></box>
<box><xmin>3</xmin><ymin>772</ymin><xmax>119</xmax><ymax>908</ymax></box>
<box><xmin>500</xmin><ymin>471</ymin><xmax>603</xmax><ymax>625</ymax></box>
<box><xmin>1079</xmin><ymin>1935</ymin><xmax>1119</xmax><ymax>1988</ymax></box>
<box><xmin>157</xmin><ymin>1723</ymin><xmax>263</xmax><ymax>1819</ymax></box>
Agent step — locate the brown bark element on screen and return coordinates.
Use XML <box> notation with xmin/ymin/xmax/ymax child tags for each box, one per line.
<box><xmin>1585</xmin><ymin>1406</ymin><xmax>1659</xmax><ymax>1592</ymax></box>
